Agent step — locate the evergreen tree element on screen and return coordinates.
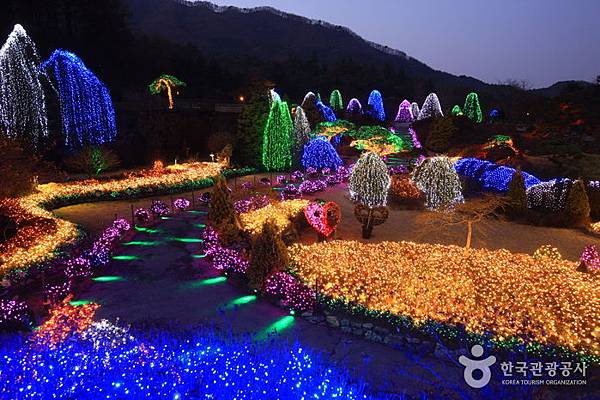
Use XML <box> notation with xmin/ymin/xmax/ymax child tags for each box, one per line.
<box><xmin>209</xmin><ymin>175</ymin><xmax>241</xmax><ymax>242</ymax></box>
<box><xmin>349</xmin><ymin>152</ymin><xmax>391</xmax><ymax>208</ymax></box>
<box><xmin>564</xmin><ymin>180</ymin><xmax>590</xmax><ymax>225</ymax></box>
<box><xmin>329</xmin><ymin>89</ymin><xmax>343</xmax><ymax>111</ymax></box>
<box><xmin>235</xmin><ymin>85</ymin><xmax>270</xmax><ymax>168</ymax></box>
<box><xmin>425</xmin><ymin>117</ymin><xmax>458</xmax><ymax>153</ymax></box>
<box><xmin>262</xmin><ymin>99</ymin><xmax>293</xmax><ymax>171</ymax></box>
<box><xmin>301</xmin><ymin>92</ymin><xmax>323</xmax><ymax>128</ymax></box>
<box><xmin>292</xmin><ymin>106</ymin><xmax>311</xmax><ymax>166</ymax></box>
<box><xmin>507</xmin><ymin>169</ymin><xmax>528</xmax><ymax>216</ymax></box>
<box><xmin>463</xmin><ymin>92</ymin><xmax>482</xmax><ymax>123</ymax></box>
<box><xmin>248</xmin><ymin>219</ymin><xmax>290</xmax><ymax>290</ymax></box>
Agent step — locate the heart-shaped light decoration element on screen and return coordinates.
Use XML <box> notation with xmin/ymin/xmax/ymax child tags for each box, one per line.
<box><xmin>304</xmin><ymin>201</ymin><xmax>341</xmax><ymax>237</ymax></box>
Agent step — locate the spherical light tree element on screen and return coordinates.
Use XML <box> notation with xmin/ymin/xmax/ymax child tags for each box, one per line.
<box><xmin>411</xmin><ymin>156</ymin><xmax>463</xmax><ymax>209</ymax></box>
<box><xmin>417</xmin><ymin>93</ymin><xmax>443</xmax><ymax>120</ymax></box>
<box><xmin>463</xmin><ymin>92</ymin><xmax>482</xmax><ymax>123</ymax></box>
<box><xmin>301</xmin><ymin>137</ymin><xmax>343</xmax><ymax>171</ymax></box>
<box><xmin>0</xmin><ymin>24</ymin><xmax>48</xmax><ymax>148</ymax></box>
<box><xmin>149</xmin><ymin>74</ymin><xmax>186</xmax><ymax>110</ymax></box>
<box><xmin>262</xmin><ymin>99</ymin><xmax>293</xmax><ymax>171</ymax></box>
<box><xmin>349</xmin><ymin>152</ymin><xmax>391</xmax><ymax>238</ymax></box>
<box><xmin>292</xmin><ymin>106</ymin><xmax>311</xmax><ymax>164</ymax></box>
<box><xmin>367</xmin><ymin>90</ymin><xmax>385</xmax><ymax>122</ymax></box>
<box><xmin>329</xmin><ymin>89</ymin><xmax>343</xmax><ymax>111</ymax></box>
<box><xmin>41</xmin><ymin>50</ymin><xmax>117</xmax><ymax>149</ymax></box>
<box><xmin>394</xmin><ymin>99</ymin><xmax>413</xmax><ymax>122</ymax></box>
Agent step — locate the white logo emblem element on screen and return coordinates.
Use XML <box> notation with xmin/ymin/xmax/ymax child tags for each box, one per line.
<box><xmin>459</xmin><ymin>345</ymin><xmax>496</xmax><ymax>388</ymax></box>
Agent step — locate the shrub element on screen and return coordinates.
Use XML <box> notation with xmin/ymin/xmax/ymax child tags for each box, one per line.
<box><xmin>424</xmin><ymin>117</ymin><xmax>457</xmax><ymax>153</ymax></box>
<box><xmin>209</xmin><ymin>175</ymin><xmax>241</xmax><ymax>242</ymax></box>
<box><xmin>248</xmin><ymin>219</ymin><xmax>289</xmax><ymax>290</ymax></box>
<box><xmin>507</xmin><ymin>170</ymin><xmax>528</xmax><ymax>216</ymax></box>
<box><xmin>389</xmin><ymin>175</ymin><xmax>424</xmax><ymax>208</ymax></box>
<box><xmin>65</xmin><ymin>146</ymin><xmax>120</xmax><ymax>176</ymax></box>
<box><xmin>564</xmin><ymin>180</ymin><xmax>590</xmax><ymax>226</ymax></box>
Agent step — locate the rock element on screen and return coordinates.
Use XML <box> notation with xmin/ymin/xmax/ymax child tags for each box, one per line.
<box><xmin>340</xmin><ymin>318</ymin><xmax>350</xmax><ymax>327</ymax></box>
<box><xmin>364</xmin><ymin>330</ymin><xmax>373</xmax><ymax>338</ymax></box>
<box><xmin>307</xmin><ymin>316</ymin><xmax>323</xmax><ymax>324</ymax></box>
<box><xmin>341</xmin><ymin>326</ymin><xmax>352</xmax><ymax>334</ymax></box>
<box><xmin>362</xmin><ymin>323</ymin><xmax>374</xmax><ymax>329</ymax></box>
<box><xmin>351</xmin><ymin>322</ymin><xmax>362</xmax><ymax>328</ymax></box>
<box><xmin>301</xmin><ymin>311</ymin><xmax>313</xmax><ymax>318</ymax></box>
<box><xmin>326</xmin><ymin>316</ymin><xmax>340</xmax><ymax>328</ymax></box>
<box><xmin>406</xmin><ymin>336</ymin><xmax>421</xmax><ymax>344</ymax></box>
<box><xmin>352</xmin><ymin>328</ymin><xmax>364</xmax><ymax>336</ymax></box>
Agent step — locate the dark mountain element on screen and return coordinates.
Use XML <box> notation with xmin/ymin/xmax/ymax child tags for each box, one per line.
<box><xmin>123</xmin><ymin>0</ymin><xmax>518</xmax><ymax>106</ymax></box>
<box><xmin>530</xmin><ymin>80</ymin><xmax>595</xmax><ymax>98</ymax></box>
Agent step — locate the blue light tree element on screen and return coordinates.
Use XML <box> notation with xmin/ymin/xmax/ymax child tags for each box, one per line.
<box><xmin>301</xmin><ymin>137</ymin><xmax>343</xmax><ymax>171</ymax></box>
<box><xmin>367</xmin><ymin>90</ymin><xmax>385</xmax><ymax>122</ymax></box>
<box><xmin>316</xmin><ymin>100</ymin><xmax>337</xmax><ymax>122</ymax></box>
<box><xmin>41</xmin><ymin>50</ymin><xmax>117</xmax><ymax>149</ymax></box>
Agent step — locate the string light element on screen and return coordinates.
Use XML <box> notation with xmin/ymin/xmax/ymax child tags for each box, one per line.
<box><xmin>463</xmin><ymin>92</ymin><xmax>483</xmax><ymax>123</ymax></box>
<box><xmin>289</xmin><ymin>240</ymin><xmax>600</xmax><ymax>357</ymax></box>
<box><xmin>301</xmin><ymin>137</ymin><xmax>343</xmax><ymax>171</ymax></box>
<box><xmin>329</xmin><ymin>89</ymin><xmax>343</xmax><ymax>111</ymax></box>
<box><xmin>451</xmin><ymin>105</ymin><xmax>463</xmax><ymax>116</ymax></box>
<box><xmin>0</xmin><ymin>162</ymin><xmax>225</xmax><ymax>275</ymax></box>
<box><xmin>292</xmin><ymin>106</ymin><xmax>311</xmax><ymax>162</ymax></box>
<box><xmin>417</xmin><ymin>93</ymin><xmax>443</xmax><ymax>120</ymax></box>
<box><xmin>264</xmin><ymin>272</ymin><xmax>316</xmax><ymax>311</ymax></box>
<box><xmin>394</xmin><ymin>99</ymin><xmax>413</xmax><ymax>122</ymax></box>
<box><xmin>262</xmin><ymin>99</ymin><xmax>293</xmax><ymax>171</ymax></box>
<box><xmin>412</xmin><ymin>156</ymin><xmax>463</xmax><ymax>209</ymax></box>
<box><xmin>0</xmin><ymin>24</ymin><xmax>48</xmax><ymax>147</ymax></box>
<box><xmin>316</xmin><ymin>100</ymin><xmax>336</xmax><ymax>122</ymax></box>
<box><xmin>454</xmin><ymin>158</ymin><xmax>542</xmax><ymax>193</ymax></box>
<box><xmin>532</xmin><ymin>245</ymin><xmax>562</xmax><ymax>261</ymax></box>
<box><xmin>148</xmin><ymin>74</ymin><xmax>186</xmax><ymax>110</ymax></box>
<box><xmin>239</xmin><ymin>199</ymin><xmax>309</xmax><ymax>236</ymax></box>
<box><xmin>366</xmin><ymin>90</ymin><xmax>385</xmax><ymax>121</ymax></box>
<box><xmin>346</xmin><ymin>98</ymin><xmax>362</xmax><ymax>115</ymax></box>
<box><xmin>41</xmin><ymin>50</ymin><xmax>116</xmax><ymax>149</ymax></box>
<box><xmin>527</xmin><ymin>179</ymin><xmax>572</xmax><ymax>212</ymax></box>
<box><xmin>410</xmin><ymin>102</ymin><xmax>420</xmax><ymax>121</ymax></box>
<box><xmin>349</xmin><ymin>152</ymin><xmax>391</xmax><ymax>208</ymax></box>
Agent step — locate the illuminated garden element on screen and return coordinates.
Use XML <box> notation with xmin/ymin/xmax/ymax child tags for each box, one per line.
<box><xmin>2</xmin><ymin>5</ymin><xmax>600</xmax><ymax>399</ymax></box>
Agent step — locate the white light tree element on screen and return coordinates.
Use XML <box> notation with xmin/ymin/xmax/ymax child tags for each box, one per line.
<box><xmin>292</xmin><ymin>106</ymin><xmax>311</xmax><ymax>164</ymax></box>
<box><xmin>410</xmin><ymin>102</ymin><xmax>420</xmax><ymax>121</ymax></box>
<box><xmin>349</xmin><ymin>152</ymin><xmax>391</xmax><ymax>238</ymax></box>
<box><xmin>0</xmin><ymin>24</ymin><xmax>48</xmax><ymax>148</ymax></box>
<box><xmin>417</xmin><ymin>93</ymin><xmax>443</xmax><ymax>120</ymax></box>
<box><xmin>411</xmin><ymin>156</ymin><xmax>463</xmax><ymax>209</ymax></box>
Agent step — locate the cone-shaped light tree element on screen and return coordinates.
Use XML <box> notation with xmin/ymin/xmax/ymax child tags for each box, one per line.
<box><xmin>301</xmin><ymin>91</ymin><xmax>323</xmax><ymax>128</ymax></box>
<box><xmin>0</xmin><ymin>24</ymin><xmax>48</xmax><ymax>148</ymax></box>
<box><xmin>412</xmin><ymin>156</ymin><xmax>463</xmax><ymax>209</ymax></box>
<box><xmin>346</xmin><ymin>98</ymin><xmax>363</xmax><ymax>115</ymax></box>
<box><xmin>262</xmin><ymin>99</ymin><xmax>293</xmax><ymax>171</ymax></box>
<box><xmin>394</xmin><ymin>99</ymin><xmax>413</xmax><ymax>122</ymax></box>
<box><xmin>367</xmin><ymin>90</ymin><xmax>385</xmax><ymax>122</ymax></box>
<box><xmin>451</xmin><ymin>105</ymin><xmax>463</xmax><ymax>116</ymax></box>
<box><xmin>463</xmin><ymin>92</ymin><xmax>482</xmax><ymax>123</ymax></box>
<box><xmin>410</xmin><ymin>102</ymin><xmax>420</xmax><ymax>121</ymax></box>
<box><xmin>417</xmin><ymin>93</ymin><xmax>443</xmax><ymax>120</ymax></box>
<box><xmin>329</xmin><ymin>89</ymin><xmax>343</xmax><ymax>111</ymax></box>
<box><xmin>248</xmin><ymin>219</ymin><xmax>290</xmax><ymax>290</ymax></box>
<box><xmin>149</xmin><ymin>74</ymin><xmax>186</xmax><ymax>110</ymax></box>
<box><xmin>292</xmin><ymin>106</ymin><xmax>311</xmax><ymax>165</ymax></box>
<box><xmin>41</xmin><ymin>50</ymin><xmax>117</xmax><ymax>149</ymax></box>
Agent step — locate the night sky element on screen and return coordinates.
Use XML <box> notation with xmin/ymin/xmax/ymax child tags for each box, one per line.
<box><xmin>205</xmin><ymin>0</ymin><xmax>600</xmax><ymax>88</ymax></box>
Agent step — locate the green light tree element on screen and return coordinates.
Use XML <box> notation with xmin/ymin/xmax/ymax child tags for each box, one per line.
<box><xmin>235</xmin><ymin>84</ymin><xmax>270</xmax><ymax>168</ymax></box>
<box><xmin>451</xmin><ymin>105</ymin><xmax>463</xmax><ymax>116</ymax></box>
<box><xmin>262</xmin><ymin>99</ymin><xmax>293</xmax><ymax>171</ymax></box>
<box><xmin>463</xmin><ymin>92</ymin><xmax>482</xmax><ymax>123</ymax></box>
<box><xmin>329</xmin><ymin>89</ymin><xmax>343</xmax><ymax>111</ymax></box>
<box><xmin>148</xmin><ymin>74</ymin><xmax>186</xmax><ymax>110</ymax></box>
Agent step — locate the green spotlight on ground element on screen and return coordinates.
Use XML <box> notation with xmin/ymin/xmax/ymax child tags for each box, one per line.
<box><xmin>183</xmin><ymin>276</ymin><xmax>226</xmax><ymax>289</ymax></box>
<box><xmin>169</xmin><ymin>237</ymin><xmax>204</xmax><ymax>243</ymax></box>
<box><xmin>193</xmin><ymin>223</ymin><xmax>207</xmax><ymax>229</ymax></box>
<box><xmin>134</xmin><ymin>226</ymin><xmax>162</xmax><ymax>234</ymax></box>
<box><xmin>187</xmin><ymin>210</ymin><xmax>208</xmax><ymax>214</ymax></box>
<box><xmin>123</xmin><ymin>241</ymin><xmax>161</xmax><ymax>247</ymax></box>
<box><xmin>69</xmin><ymin>299</ymin><xmax>94</xmax><ymax>306</ymax></box>
<box><xmin>91</xmin><ymin>276</ymin><xmax>126</xmax><ymax>282</ymax></box>
<box><xmin>160</xmin><ymin>216</ymin><xmax>175</xmax><ymax>220</ymax></box>
<box><xmin>112</xmin><ymin>255</ymin><xmax>141</xmax><ymax>261</ymax></box>
<box><xmin>229</xmin><ymin>295</ymin><xmax>257</xmax><ymax>306</ymax></box>
<box><xmin>257</xmin><ymin>316</ymin><xmax>295</xmax><ymax>340</ymax></box>
<box><xmin>191</xmin><ymin>254</ymin><xmax>207</xmax><ymax>259</ymax></box>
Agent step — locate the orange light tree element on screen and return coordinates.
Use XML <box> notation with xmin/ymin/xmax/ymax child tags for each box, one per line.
<box><xmin>149</xmin><ymin>74</ymin><xmax>186</xmax><ymax>110</ymax></box>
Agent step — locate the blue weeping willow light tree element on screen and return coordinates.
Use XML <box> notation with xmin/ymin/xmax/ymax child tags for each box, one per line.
<box><xmin>41</xmin><ymin>50</ymin><xmax>117</xmax><ymax>149</ymax></box>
